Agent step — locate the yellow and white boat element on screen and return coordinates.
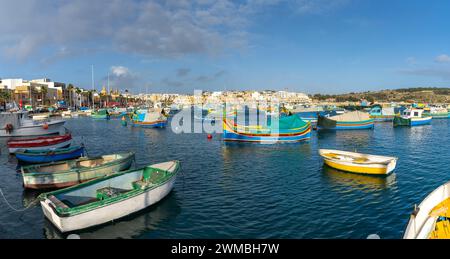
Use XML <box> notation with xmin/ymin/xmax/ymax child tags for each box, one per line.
<box><xmin>319</xmin><ymin>149</ymin><xmax>397</xmax><ymax>175</ymax></box>
<box><xmin>404</xmin><ymin>181</ymin><xmax>450</xmax><ymax>239</ymax></box>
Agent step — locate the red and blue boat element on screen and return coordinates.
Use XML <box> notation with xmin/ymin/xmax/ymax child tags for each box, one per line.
<box><xmin>7</xmin><ymin>133</ymin><xmax>72</xmax><ymax>153</ymax></box>
<box><xmin>15</xmin><ymin>145</ymin><xmax>85</xmax><ymax>164</ymax></box>
<box><xmin>223</xmin><ymin>115</ymin><xmax>311</xmax><ymax>143</ymax></box>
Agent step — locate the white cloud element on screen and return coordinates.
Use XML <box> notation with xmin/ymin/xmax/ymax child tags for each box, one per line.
<box><xmin>435</xmin><ymin>54</ymin><xmax>450</xmax><ymax>63</ymax></box>
<box><xmin>111</xmin><ymin>66</ymin><xmax>131</xmax><ymax>77</ymax></box>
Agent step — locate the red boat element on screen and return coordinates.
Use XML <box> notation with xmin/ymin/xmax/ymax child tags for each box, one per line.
<box><xmin>7</xmin><ymin>134</ymin><xmax>72</xmax><ymax>153</ymax></box>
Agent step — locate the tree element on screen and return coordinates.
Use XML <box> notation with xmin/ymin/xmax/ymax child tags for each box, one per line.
<box><xmin>0</xmin><ymin>90</ymin><xmax>11</xmax><ymax>110</ymax></box>
<box><xmin>40</xmin><ymin>86</ymin><xmax>48</xmax><ymax>106</ymax></box>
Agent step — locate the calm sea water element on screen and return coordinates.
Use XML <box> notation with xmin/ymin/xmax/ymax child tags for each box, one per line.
<box><xmin>1</xmin><ymin>117</ymin><xmax>449</xmax><ymax>239</ymax></box>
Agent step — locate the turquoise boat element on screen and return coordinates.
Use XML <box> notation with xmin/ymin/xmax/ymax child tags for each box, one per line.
<box><xmin>91</xmin><ymin>109</ymin><xmax>110</xmax><ymax>120</ymax></box>
<box><xmin>223</xmin><ymin>115</ymin><xmax>311</xmax><ymax>143</ymax></box>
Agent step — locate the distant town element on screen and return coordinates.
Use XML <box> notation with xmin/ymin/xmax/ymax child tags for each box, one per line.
<box><xmin>1</xmin><ymin>77</ymin><xmax>449</xmax><ymax>111</ymax></box>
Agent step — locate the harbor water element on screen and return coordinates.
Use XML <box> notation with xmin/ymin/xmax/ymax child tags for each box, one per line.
<box><xmin>1</xmin><ymin>117</ymin><xmax>449</xmax><ymax>238</ymax></box>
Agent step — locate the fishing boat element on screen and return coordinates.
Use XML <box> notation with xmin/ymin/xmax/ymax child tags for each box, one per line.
<box><xmin>403</xmin><ymin>181</ymin><xmax>450</xmax><ymax>239</ymax></box>
<box><xmin>132</xmin><ymin>109</ymin><xmax>168</xmax><ymax>128</ymax></box>
<box><xmin>319</xmin><ymin>149</ymin><xmax>397</xmax><ymax>175</ymax></box>
<box><xmin>7</xmin><ymin>133</ymin><xmax>72</xmax><ymax>153</ymax></box>
<box><xmin>91</xmin><ymin>109</ymin><xmax>110</xmax><ymax>120</ymax></box>
<box><xmin>0</xmin><ymin>112</ymin><xmax>66</xmax><ymax>137</ymax></box>
<box><xmin>369</xmin><ymin>106</ymin><xmax>396</xmax><ymax>122</ymax></box>
<box><xmin>39</xmin><ymin>160</ymin><xmax>179</xmax><ymax>233</ymax></box>
<box><xmin>393</xmin><ymin>108</ymin><xmax>432</xmax><ymax>127</ymax></box>
<box><xmin>15</xmin><ymin>146</ymin><xmax>85</xmax><ymax>164</ymax></box>
<box><xmin>223</xmin><ymin>115</ymin><xmax>311</xmax><ymax>143</ymax></box>
<box><xmin>425</xmin><ymin>107</ymin><xmax>449</xmax><ymax>119</ymax></box>
<box><xmin>317</xmin><ymin>111</ymin><xmax>374</xmax><ymax>130</ymax></box>
<box><xmin>21</xmin><ymin>152</ymin><xmax>135</xmax><ymax>189</ymax></box>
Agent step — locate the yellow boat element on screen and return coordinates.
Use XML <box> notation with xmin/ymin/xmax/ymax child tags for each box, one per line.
<box><xmin>318</xmin><ymin>149</ymin><xmax>397</xmax><ymax>175</ymax></box>
<box><xmin>404</xmin><ymin>181</ymin><xmax>450</xmax><ymax>239</ymax></box>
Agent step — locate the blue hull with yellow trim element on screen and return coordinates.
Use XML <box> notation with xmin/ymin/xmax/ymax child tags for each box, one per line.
<box><xmin>132</xmin><ymin>120</ymin><xmax>167</xmax><ymax>128</ymax></box>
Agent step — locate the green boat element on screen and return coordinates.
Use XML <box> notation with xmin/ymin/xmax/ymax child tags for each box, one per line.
<box><xmin>91</xmin><ymin>109</ymin><xmax>110</xmax><ymax>120</ymax></box>
<box><xmin>21</xmin><ymin>152</ymin><xmax>135</xmax><ymax>189</ymax></box>
<box><xmin>39</xmin><ymin>160</ymin><xmax>179</xmax><ymax>233</ymax></box>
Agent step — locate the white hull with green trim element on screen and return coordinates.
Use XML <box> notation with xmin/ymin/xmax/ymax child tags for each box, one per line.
<box><xmin>39</xmin><ymin>161</ymin><xmax>179</xmax><ymax>233</ymax></box>
<box><xmin>22</xmin><ymin>152</ymin><xmax>135</xmax><ymax>189</ymax></box>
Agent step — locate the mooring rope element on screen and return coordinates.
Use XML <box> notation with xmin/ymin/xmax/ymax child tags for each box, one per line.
<box><xmin>0</xmin><ymin>188</ymin><xmax>39</xmax><ymax>212</ymax></box>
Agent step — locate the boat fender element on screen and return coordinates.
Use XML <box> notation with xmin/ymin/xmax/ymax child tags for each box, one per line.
<box><xmin>4</xmin><ymin>124</ymin><xmax>13</xmax><ymax>134</ymax></box>
<box><xmin>43</xmin><ymin>123</ymin><xmax>49</xmax><ymax>129</ymax></box>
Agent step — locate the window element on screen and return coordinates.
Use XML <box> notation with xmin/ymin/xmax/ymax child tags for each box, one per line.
<box><xmin>414</xmin><ymin>112</ymin><xmax>419</xmax><ymax>117</ymax></box>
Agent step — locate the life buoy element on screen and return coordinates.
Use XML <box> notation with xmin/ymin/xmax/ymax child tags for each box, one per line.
<box><xmin>43</xmin><ymin>123</ymin><xmax>49</xmax><ymax>130</ymax></box>
<box><xmin>4</xmin><ymin>124</ymin><xmax>13</xmax><ymax>134</ymax></box>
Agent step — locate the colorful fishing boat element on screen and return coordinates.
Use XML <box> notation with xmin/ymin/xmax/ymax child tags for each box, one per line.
<box><xmin>21</xmin><ymin>152</ymin><xmax>135</xmax><ymax>189</ymax></box>
<box><xmin>39</xmin><ymin>160</ymin><xmax>179</xmax><ymax>232</ymax></box>
<box><xmin>223</xmin><ymin>115</ymin><xmax>311</xmax><ymax>143</ymax></box>
<box><xmin>15</xmin><ymin>146</ymin><xmax>85</xmax><ymax>164</ymax></box>
<box><xmin>369</xmin><ymin>106</ymin><xmax>395</xmax><ymax>122</ymax></box>
<box><xmin>132</xmin><ymin>109</ymin><xmax>168</xmax><ymax>128</ymax></box>
<box><xmin>393</xmin><ymin>108</ymin><xmax>432</xmax><ymax>127</ymax></box>
<box><xmin>319</xmin><ymin>149</ymin><xmax>397</xmax><ymax>175</ymax></box>
<box><xmin>7</xmin><ymin>133</ymin><xmax>72</xmax><ymax>153</ymax></box>
<box><xmin>404</xmin><ymin>181</ymin><xmax>450</xmax><ymax>239</ymax></box>
<box><xmin>317</xmin><ymin>111</ymin><xmax>374</xmax><ymax>130</ymax></box>
<box><xmin>91</xmin><ymin>109</ymin><xmax>110</xmax><ymax>120</ymax></box>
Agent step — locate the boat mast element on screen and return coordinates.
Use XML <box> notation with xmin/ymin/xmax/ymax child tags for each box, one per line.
<box><xmin>91</xmin><ymin>65</ymin><xmax>94</xmax><ymax>110</ymax></box>
<box><xmin>107</xmin><ymin>73</ymin><xmax>110</xmax><ymax>108</ymax></box>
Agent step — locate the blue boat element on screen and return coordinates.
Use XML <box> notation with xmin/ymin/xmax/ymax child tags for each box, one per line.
<box><xmin>15</xmin><ymin>146</ymin><xmax>85</xmax><ymax>164</ymax></box>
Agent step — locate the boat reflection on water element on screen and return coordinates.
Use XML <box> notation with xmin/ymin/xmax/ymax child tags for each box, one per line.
<box><xmin>321</xmin><ymin>165</ymin><xmax>396</xmax><ymax>192</ymax></box>
<box><xmin>317</xmin><ymin>130</ymin><xmax>373</xmax><ymax>147</ymax></box>
<box><xmin>43</xmin><ymin>191</ymin><xmax>181</xmax><ymax>239</ymax></box>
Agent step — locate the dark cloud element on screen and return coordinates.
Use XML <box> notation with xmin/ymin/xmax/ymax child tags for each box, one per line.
<box><xmin>195</xmin><ymin>70</ymin><xmax>226</xmax><ymax>82</ymax></box>
<box><xmin>177</xmin><ymin>68</ymin><xmax>191</xmax><ymax>77</ymax></box>
<box><xmin>162</xmin><ymin>78</ymin><xmax>184</xmax><ymax>87</ymax></box>
<box><xmin>0</xmin><ymin>0</ymin><xmax>350</xmax><ymax>62</ymax></box>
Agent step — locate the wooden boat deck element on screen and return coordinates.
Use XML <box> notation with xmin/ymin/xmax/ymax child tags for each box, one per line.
<box><xmin>429</xmin><ymin>198</ymin><xmax>450</xmax><ymax>239</ymax></box>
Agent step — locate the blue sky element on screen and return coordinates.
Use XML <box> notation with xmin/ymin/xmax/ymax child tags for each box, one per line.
<box><xmin>1</xmin><ymin>0</ymin><xmax>450</xmax><ymax>94</ymax></box>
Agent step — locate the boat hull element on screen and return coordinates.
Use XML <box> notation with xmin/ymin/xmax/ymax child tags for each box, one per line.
<box><xmin>16</xmin><ymin>147</ymin><xmax>85</xmax><ymax>164</ymax></box>
<box><xmin>132</xmin><ymin>120</ymin><xmax>167</xmax><ymax>128</ymax></box>
<box><xmin>0</xmin><ymin>120</ymin><xmax>65</xmax><ymax>137</ymax></box>
<box><xmin>8</xmin><ymin>134</ymin><xmax>72</xmax><ymax>153</ymax></box>
<box><xmin>22</xmin><ymin>154</ymin><xmax>134</xmax><ymax>189</ymax></box>
<box><xmin>40</xmin><ymin>173</ymin><xmax>176</xmax><ymax>232</ymax></box>
<box><xmin>403</xmin><ymin>181</ymin><xmax>450</xmax><ymax>239</ymax></box>
<box><xmin>319</xmin><ymin>149</ymin><xmax>397</xmax><ymax>175</ymax></box>
<box><xmin>394</xmin><ymin>116</ymin><xmax>432</xmax><ymax>127</ymax></box>
<box><xmin>317</xmin><ymin>116</ymin><xmax>374</xmax><ymax>130</ymax></box>
<box><xmin>222</xmin><ymin>120</ymin><xmax>311</xmax><ymax>143</ymax></box>
<box><xmin>323</xmin><ymin>159</ymin><xmax>396</xmax><ymax>175</ymax></box>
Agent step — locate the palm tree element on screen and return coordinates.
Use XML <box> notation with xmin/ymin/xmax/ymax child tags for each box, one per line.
<box><xmin>75</xmin><ymin>87</ymin><xmax>82</xmax><ymax>108</ymax></box>
<box><xmin>67</xmin><ymin>84</ymin><xmax>74</xmax><ymax>108</ymax></box>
